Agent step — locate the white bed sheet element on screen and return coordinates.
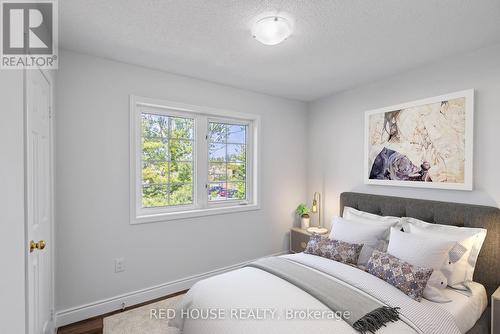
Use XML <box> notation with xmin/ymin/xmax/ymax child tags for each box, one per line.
<box><xmin>174</xmin><ymin>253</ymin><xmax>486</xmax><ymax>334</ymax></box>
<box><xmin>178</xmin><ymin>266</ymin><xmax>416</xmax><ymax>334</ymax></box>
<box><xmin>421</xmin><ymin>282</ymin><xmax>487</xmax><ymax>333</ymax></box>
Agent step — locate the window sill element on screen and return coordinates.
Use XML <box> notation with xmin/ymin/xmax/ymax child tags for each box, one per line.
<box><xmin>131</xmin><ymin>203</ymin><xmax>260</xmax><ymax>225</ymax></box>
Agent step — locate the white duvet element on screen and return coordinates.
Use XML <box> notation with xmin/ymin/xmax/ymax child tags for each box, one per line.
<box><xmin>171</xmin><ymin>253</ymin><xmax>486</xmax><ymax>334</ymax></box>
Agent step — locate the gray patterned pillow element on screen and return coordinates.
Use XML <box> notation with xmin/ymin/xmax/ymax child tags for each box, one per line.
<box><xmin>304</xmin><ymin>234</ymin><xmax>363</xmax><ymax>265</ymax></box>
<box><xmin>366</xmin><ymin>250</ymin><xmax>433</xmax><ymax>301</ymax></box>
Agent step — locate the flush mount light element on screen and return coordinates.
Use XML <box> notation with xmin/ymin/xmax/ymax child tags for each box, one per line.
<box><xmin>252</xmin><ymin>16</ymin><xmax>292</xmax><ymax>45</ymax></box>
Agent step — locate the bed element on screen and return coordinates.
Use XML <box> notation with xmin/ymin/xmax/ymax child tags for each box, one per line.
<box><xmin>171</xmin><ymin>192</ymin><xmax>500</xmax><ymax>334</ymax></box>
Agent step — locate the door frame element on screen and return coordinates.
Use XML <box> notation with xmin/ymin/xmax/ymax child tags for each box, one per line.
<box><xmin>24</xmin><ymin>67</ymin><xmax>55</xmax><ymax>334</ymax></box>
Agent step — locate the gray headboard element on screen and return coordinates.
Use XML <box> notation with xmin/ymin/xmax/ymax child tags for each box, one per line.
<box><xmin>340</xmin><ymin>192</ymin><xmax>500</xmax><ymax>301</ymax></box>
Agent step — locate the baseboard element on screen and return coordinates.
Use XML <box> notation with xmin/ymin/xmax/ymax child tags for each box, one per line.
<box><xmin>55</xmin><ymin>251</ymin><xmax>288</xmax><ymax>327</ymax></box>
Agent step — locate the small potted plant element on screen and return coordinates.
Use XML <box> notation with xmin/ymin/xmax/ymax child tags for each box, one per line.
<box><xmin>295</xmin><ymin>204</ymin><xmax>311</xmax><ymax>229</ymax></box>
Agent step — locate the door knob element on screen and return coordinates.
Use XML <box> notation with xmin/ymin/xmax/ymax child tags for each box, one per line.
<box><xmin>29</xmin><ymin>240</ymin><xmax>46</xmax><ymax>253</ymax></box>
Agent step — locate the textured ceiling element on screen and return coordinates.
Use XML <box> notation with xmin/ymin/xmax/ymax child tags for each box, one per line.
<box><xmin>60</xmin><ymin>0</ymin><xmax>500</xmax><ymax>101</ymax></box>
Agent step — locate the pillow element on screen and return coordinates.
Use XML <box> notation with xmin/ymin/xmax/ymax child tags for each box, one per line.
<box><xmin>405</xmin><ymin>224</ymin><xmax>475</xmax><ymax>290</ymax></box>
<box><xmin>343</xmin><ymin>207</ymin><xmax>401</xmax><ymax>226</ymax></box>
<box><xmin>304</xmin><ymin>234</ymin><xmax>363</xmax><ymax>265</ymax></box>
<box><xmin>387</xmin><ymin>227</ymin><xmax>455</xmax><ymax>302</ymax></box>
<box><xmin>402</xmin><ymin>217</ymin><xmax>487</xmax><ymax>290</ymax></box>
<box><xmin>329</xmin><ymin>217</ymin><xmax>388</xmax><ymax>265</ymax></box>
<box><xmin>366</xmin><ymin>250</ymin><xmax>433</xmax><ymax>301</ymax></box>
<box><xmin>343</xmin><ymin>207</ymin><xmax>402</xmax><ymax>239</ymax></box>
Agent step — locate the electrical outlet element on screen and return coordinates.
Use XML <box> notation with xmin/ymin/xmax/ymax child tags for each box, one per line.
<box><xmin>115</xmin><ymin>258</ymin><xmax>125</xmax><ymax>273</ymax></box>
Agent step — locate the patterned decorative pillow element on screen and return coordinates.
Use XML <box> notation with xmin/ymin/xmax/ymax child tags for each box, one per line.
<box><xmin>366</xmin><ymin>250</ymin><xmax>433</xmax><ymax>301</ymax></box>
<box><xmin>304</xmin><ymin>234</ymin><xmax>363</xmax><ymax>265</ymax></box>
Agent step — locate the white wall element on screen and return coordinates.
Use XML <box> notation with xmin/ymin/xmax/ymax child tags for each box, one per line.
<box><xmin>308</xmin><ymin>44</ymin><xmax>500</xmax><ymax>226</ymax></box>
<box><xmin>0</xmin><ymin>71</ymin><xmax>26</xmax><ymax>333</ymax></box>
<box><xmin>55</xmin><ymin>51</ymin><xmax>308</xmax><ymax>316</ymax></box>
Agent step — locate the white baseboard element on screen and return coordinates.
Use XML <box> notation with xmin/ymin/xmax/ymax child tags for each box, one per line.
<box><xmin>55</xmin><ymin>251</ymin><xmax>288</xmax><ymax>328</ymax></box>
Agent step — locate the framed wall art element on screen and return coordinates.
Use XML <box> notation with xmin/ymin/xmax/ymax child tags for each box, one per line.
<box><xmin>364</xmin><ymin>89</ymin><xmax>474</xmax><ymax>190</ymax></box>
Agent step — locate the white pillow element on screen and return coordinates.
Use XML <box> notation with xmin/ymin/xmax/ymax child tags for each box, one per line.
<box><xmin>330</xmin><ymin>217</ymin><xmax>388</xmax><ymax>265</ymax></box>
<box><xmin>405</xmin><ymin>224</ymin><xmax>475</xmax><ymax>289</ymax></box>
<box><xmin>402</xmin><ymin>217</ymin><xmax>487</xmax><ymax>290</ymax></box>
<box><xmin>343</xmin><ymin>207</ymin><xmax>402</xmax><ymax>239</ymax></box>
<box><xmin>387</xmin><ymin>227</ymin><xmax>455</xmax><ymax>303</ymax></box>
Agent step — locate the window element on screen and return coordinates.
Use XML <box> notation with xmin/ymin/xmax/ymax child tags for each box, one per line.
<box><xmin>141</xmin><ymin>113</ymin><xmax>194</xmax><ymax>207</ymax></box>
<box><xmin>130</xmin><ymin>96</ymin><xmax>259</xmax><ymax>224</ymax></box>
<box><xmin>208</xmin><ymin>122</ymin><xmax>247</xmax><ymax>202</ymax></box>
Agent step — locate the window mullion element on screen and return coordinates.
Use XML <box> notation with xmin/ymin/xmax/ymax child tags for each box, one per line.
<box><xmin>167</xmin><ymin>117</ymin><xmax>171</xmax><ymax>206</ymax></box>
<box><xmin>246</xmin><ymin>122</ymin><xmax>254</xmax><ymax>204</ymax></box>
<box><xmin>225</xmin><ymin>126</ymin><xmax>228</xmax><ymax>201</ymax></box>
<box><xmin>196</xmin><ymin>115</ymin><xmax>209</xmax><ymax>208</ymax></box>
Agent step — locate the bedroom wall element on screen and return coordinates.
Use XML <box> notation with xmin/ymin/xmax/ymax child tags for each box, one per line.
<box><xmin>0</xmin><ymin>71</ymin><xmax>26</xmax><ymax>334</ymax></box>
<box><xmin>55</xmin><ymin>50</ymin><xmax>308</xmax><ymax>318</ymax></box>
<box><xmin>308</xmin><ymin>43</ymin><xmax>500</xmax><ymax>227</ymax></box>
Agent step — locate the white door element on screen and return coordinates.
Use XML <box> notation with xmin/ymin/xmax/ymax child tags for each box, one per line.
<box><xmin>26</xmin><ymin>69</ymin><xmax>54</xmax><ymax>334</ymax></box>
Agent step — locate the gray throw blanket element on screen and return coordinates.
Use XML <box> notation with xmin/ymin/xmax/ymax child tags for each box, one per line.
<box><xmin>247</xmin><ymin>257</ymin><xmax>399</xmax><ymax>333</ymax></box>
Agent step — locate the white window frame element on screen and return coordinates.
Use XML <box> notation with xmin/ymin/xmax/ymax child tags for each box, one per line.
<box><xmin>130</xmin><ymin>95</ymin><xmax>260</xmax><ymax>224</ymax></box>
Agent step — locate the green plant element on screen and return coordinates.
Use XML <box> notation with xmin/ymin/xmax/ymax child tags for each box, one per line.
<box><xmin>295</xmin><ymin>204</ymin><xmax>310</xmax><ymax>218</ymax></box>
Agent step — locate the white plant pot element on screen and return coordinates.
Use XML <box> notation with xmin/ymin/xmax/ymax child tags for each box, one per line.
<box><xmin>300</xmin><ymin>217</ymin><xmax>310</xmax><ymax>229</ymax></box>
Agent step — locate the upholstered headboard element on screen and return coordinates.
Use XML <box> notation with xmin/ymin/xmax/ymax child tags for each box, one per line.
<box><xmin>339</xmin><ymin>192</ymin><xmax>500</xmax><ymax>301</ymax></box>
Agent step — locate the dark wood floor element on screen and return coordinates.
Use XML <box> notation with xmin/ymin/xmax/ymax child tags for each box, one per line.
<box><xmin>57</xmin><ymin>290</ymin><xmax>187</xmax><ymax>334</ymax></box>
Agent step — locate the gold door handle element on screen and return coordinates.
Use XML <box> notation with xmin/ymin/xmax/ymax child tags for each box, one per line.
<box><xmin>29</xmin><ymin>240</ymin><xmax>46</xmax><ymax>253</ymax></box>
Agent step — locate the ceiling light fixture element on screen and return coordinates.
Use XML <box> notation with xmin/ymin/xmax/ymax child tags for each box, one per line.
<box><xmin>252</xmin><ymin>16</ymin><xmax>292</xmax><ymax>46</ymax></box>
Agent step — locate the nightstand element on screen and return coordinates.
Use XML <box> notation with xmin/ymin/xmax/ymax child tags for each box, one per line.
<box><xmin>289</xmin><ymin>227</ymin><xmax>329</xmax><ymax>253</ymax></box>
<box><xmin>492</xmin><ymin>286</ymin><xmax>500</xmax><ymax>334</ymax></box>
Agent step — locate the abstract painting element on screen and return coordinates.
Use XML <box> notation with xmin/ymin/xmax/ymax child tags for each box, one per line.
<box><xmin>364</xmin><ymin>90</ymin><xmax>474</xmax><ymax>190</ymax></box>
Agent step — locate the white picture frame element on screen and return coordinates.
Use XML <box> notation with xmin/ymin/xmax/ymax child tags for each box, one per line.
<box><xmin>364</xmin><ymin>89</ymin><xmax>474</xmax><ymax>191</ymax></box>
